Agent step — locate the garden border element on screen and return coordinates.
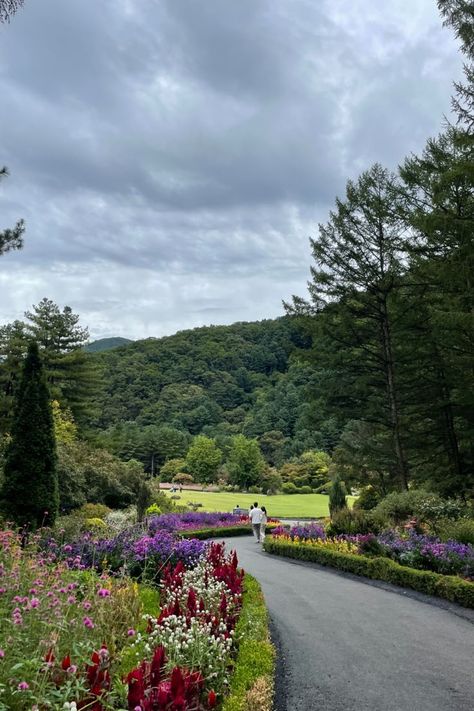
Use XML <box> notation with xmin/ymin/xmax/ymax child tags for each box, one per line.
<box><xmin>181</xmin><ymin>525</ymin><xmax>278</xmax><ymax>540</ymax></box>
<box><xmin>222</xmin><ymin>573</ymin><xmax>275</xmax><ymax>711</ymax></box>
<box><xmin>263</xmin><ymin>539</ymin><xmax>474</xmax><ymax>609</ymax></box>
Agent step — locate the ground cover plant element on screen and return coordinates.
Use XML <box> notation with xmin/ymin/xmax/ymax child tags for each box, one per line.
<box><xmin>163</xmin><ymin>491</ymin><xmax>355</xmax><ymax>518</ymax></box>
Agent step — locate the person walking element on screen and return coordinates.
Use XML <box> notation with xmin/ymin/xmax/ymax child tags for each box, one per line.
<box><xmin>249</xmin><ymin>501</ymin><xmax>263</xmax><ymax>542</ymax></box>
<box><xmin>260</xmin><ymin>506</ymin><xmax>268</xmax><ymax>541</ymax></box>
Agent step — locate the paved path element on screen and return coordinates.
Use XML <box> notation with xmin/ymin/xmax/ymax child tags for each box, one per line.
<box><xmin>222</xmin><ymin>536</ymin><xmax>474</xmax><ymax>711</ymax></box>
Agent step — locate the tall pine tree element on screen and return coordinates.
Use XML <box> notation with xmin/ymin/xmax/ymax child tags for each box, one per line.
<box><xmin>0</xmin><ymin>342</ymin><xmax>59</xmax><ymax>528</ymax></box>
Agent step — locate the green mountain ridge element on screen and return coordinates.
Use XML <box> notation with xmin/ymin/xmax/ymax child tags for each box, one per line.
<box><xmin>89</xmin><ymin>317</ymin><xmax>339</xmax><ymax>466</ymax></box>
<box><xmin>85</xmin><ymin>337</ymin><xmax>133</xmax><ymax>353</ymax></box>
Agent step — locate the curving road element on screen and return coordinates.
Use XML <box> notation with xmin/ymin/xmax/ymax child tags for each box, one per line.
<box><xmin>222</xmin><ymin>536</ymin><xmax>474</xmax><ymax>711</ymax></box>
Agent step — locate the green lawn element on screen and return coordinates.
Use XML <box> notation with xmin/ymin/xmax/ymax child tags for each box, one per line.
<box><xmin>163</xmin><ymin>489</ymin><xmax>355</xmax><ymax>518</ymax></box>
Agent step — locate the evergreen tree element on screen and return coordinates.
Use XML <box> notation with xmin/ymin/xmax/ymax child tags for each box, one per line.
<box><xmin>329</xmin><ymin>476</ymin><xmax>348</xmax><ymax>517</ymax></box>
<box><xmin>0</xmin><ymin>342</ymin><xmax>58</xmax><ymax>528</ymax></box>
<box><xmin>0</xmin><ymin>299</ymin><xmax>100</xmax><ymax>430</ymax></box>
<box><xmin>0</xmin><ymin>167</ymin><xmax>24</xmax><ymax>255</ymax></box>
<box><xmin>288</xmin><ymin>164</ymin><xmax>413</xmax><ymax>490</ymax></box>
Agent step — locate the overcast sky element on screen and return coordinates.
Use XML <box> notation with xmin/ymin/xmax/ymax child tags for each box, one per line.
<box><xmin>0</xmin><ymin>0</ymin><xmax>463</xmax><ymax>341</ymax></box>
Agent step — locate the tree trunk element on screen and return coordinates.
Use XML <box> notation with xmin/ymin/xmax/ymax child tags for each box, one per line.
<box><xmin>379</xmin><ymin>301</ymin><xmax>410</xmax><ymax>490</ymax></box>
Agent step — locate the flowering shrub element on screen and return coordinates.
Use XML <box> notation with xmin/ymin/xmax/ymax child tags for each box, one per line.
<box><xmin>271</xmin><ymin>523</ymin><xmax>325</xmax><ymax>541</ymax></box>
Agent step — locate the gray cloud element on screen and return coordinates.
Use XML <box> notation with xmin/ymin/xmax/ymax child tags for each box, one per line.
<box><xmin>0</xmin><ymin>0</ymin><xmax>463</xmax><ymax>339</ymax></box>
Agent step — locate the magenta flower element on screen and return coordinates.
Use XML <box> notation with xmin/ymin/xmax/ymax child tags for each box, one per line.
<box><xmin>127</xmin><ymin>628</ymin><xmax>136</xmax><ymax>636</ymax></box>
<box><xmin>97</xmin><ymin>588</ymin><xmax>110</xmax><ymax>597</ymax></box>
<box><xmin>0</xmin><ymin>649</ymin><xmax>4</xmax><ymax>658</ymax></box>
<box><xmin>17</xmin><ymin>681</ymin><xmax>29</xmax><ymax>691</ymax></box>
<box><xmin>83</xmin><ymin>616</ymin><xmax>95</xmax><ymax>629</ymax></box>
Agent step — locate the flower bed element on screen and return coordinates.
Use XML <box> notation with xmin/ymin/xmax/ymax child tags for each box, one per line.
<box><xmin>147</xmin><ymin>512</ymin><xmax>247</xmax><ymax>535</ymax></box>
<box><xmin>124</xmin><ymin>542</ymin><xmax>245</xmax><ymax>709</ymax></box>
<box><xmin>264</xmin><ymin>536</ymin><xmax>474</xmax><ymax>609</ymax></box>
<box><xmin>1</xmin><ymin>527</ymin><xmax>274</xmax><ymax>710</ymax></box>
<box><xmin>0</xmin><ymin>529</ymin><xmax>147</xmax><ymax>709</ymax></box>
<box><xmin>48</xmin><ymin>528</ymin><xmax>208</xmax><ymax>583</ymax></box>
<box><xmin>270</xmin><ymin>524</ymin><xmax>474</xmax><ymax>580</ymax></box>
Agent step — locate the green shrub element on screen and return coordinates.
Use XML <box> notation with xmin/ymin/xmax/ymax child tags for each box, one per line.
<box><xmin>222</xmin><ymin>575</ymin><xmax>274</xmax><ymax>711</ymax></box>
<box><xmin>438</xmin><ymin>518</ymin><xmax>474</xmax><ymax>546</ymax></box>
<box><xmin>281</xmin><ymin>482</ymin><xmax>299</xmax><ymax>494</ymax></box>
<box><xmin>374</xmin><ymin>490</ymin><xmax>437</xmax><ymax>525</ymax></box>
<box><xmin>329</xmin><ymin>476</ymin><xmax>348</xmax><ymax>516</ymax></box>
<box><xmin>298</xmin><ymin>485</ymin><xmax>313</xmax><ymax>495</ymax></box>
<box><xmin>264</xmin><ymin>539</ymin><xmax>474</xmax><ymax>609</ymax></box>
<box><xmin>326</xmin><ymin>508</ymin><xmax>379</xmax><ymax>536</ymax></box>
<box><xmin>76</xmin><ymin>503</ymin><xmax>111</xmax><ymax>520</ymax></box>
<box><xmin>146</xmin><ymin>503</ymin><xmax>161</xmax><ymax>516</ymax></box>
<box><xmin>354</xmin><ymin>485</ymin><xmax>381</xmax><ymax>511</ymax></box>
<box><xmin>248</xmin><ymin>485</ymin><xmax>263</xmax><ymax>494</ymax></box>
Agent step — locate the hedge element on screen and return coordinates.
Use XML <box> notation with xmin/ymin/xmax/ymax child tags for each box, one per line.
<box><xmin>264</xmin><ymin>539</ymin><xmax>474</xmax><ymax>609</ymax></box>
<box><xmin>222</xmin><ymin>574</ymin><xmax>275</xmax><ymax>711</ymax></box>
<box><xmin>182</xmin><ymin>524</ymin><xmax>278</xmax><ymax>540</ymax></box>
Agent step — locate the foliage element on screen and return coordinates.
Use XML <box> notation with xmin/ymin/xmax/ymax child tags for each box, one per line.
<box><xmin>329</xmin><ymin>476</ymin><xmax>347</xmax><ymax>517</ymax></box>
<box><xmin>0</xmin><ymin>167</ymin><xmax>24</xmax><ymax>253</ymax></box>
<box><xmin>0</xmin><ymin>342</ymin><xmax>59</xmax><ymax>528</ymax></box>
<box><xmin>438</xmin><ymin>518</ymin><xmax>474</xmax><ymax>546</ymax></box>
<box><xmin>353</xmin><ymin>486</ymin><xmax>381</xmax><ymax>511</ymax></box>
<box><xmin>136</xmin><ymin>479</ymin><xmax>153</xmax><ymax>522</ymax></box>
<box><xmin>326</xmin><ymin>509</ymin><xmax>379</xmax><ymax>537</ymax></box>
<box><xmin>0</xmin><ymin>299</ymin><xmax>99</xmax><ymax>432</ymax></box>
<box><xmin>264</xmin><ymin>538</ymin><xmax>474</xmax><ymax>608</ymax></box>
<box><xmin>227</xmin><ymin>434</ymin><xmax>266</xmax><ymax>490</ymax></box>
<box><xmin>260</xmin><ymin>467</ymin><xmax>282</xmax><ymax>495</ymax></box>
<box><xmin>222</xmin><ymin>575</ymin><xmax>275</xmax><ymax>711</ymax></box>
<box><xmin>185</xmin><ymin>435</ymin><xmax>222</xmax><ymax>483</ymax></box>
<box><xmin>161</xmin><ymin>459</ymin><xmax>187</xmax><ymax>480</ymax></box>
<box><xmin>51</xmin><ymin>399</ymin><xmax>77</xmax><ymax>444</ymax></box>
<box><xmin>281</xmin><ymin>482</ymin><xmax>299</xmax><ymax>495</ymax></box>
<box><xmin>57</xmin><ymin>439</ymin><xmax>147</xmax><ymax>511</ymax></box>
<box><xmin>373</xmin><ymin>490</ymin><xmax>464</xmax><ymax>526</ymax></box>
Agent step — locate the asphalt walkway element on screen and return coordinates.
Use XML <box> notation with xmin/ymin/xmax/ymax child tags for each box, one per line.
<box><xmin>222</xmin><ymin>536</ymin><xmax>474</xmax><ymax>711</ymax></box>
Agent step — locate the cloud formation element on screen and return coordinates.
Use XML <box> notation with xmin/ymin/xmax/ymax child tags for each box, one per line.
<box><xmin>0</xmin><ymin>0</ymin><xmax>462</xmax><ymax>339</ymax></box>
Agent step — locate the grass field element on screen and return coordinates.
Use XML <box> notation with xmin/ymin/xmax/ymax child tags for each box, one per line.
<box><xmin>164</xmin><ymin>490</ymin><xmax>355</xmax><ymax>518</ymax></box>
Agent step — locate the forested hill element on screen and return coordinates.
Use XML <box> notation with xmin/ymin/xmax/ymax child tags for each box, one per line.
<box><xmin>85</xmin><ymin>337</ymin><xmax>133</xmax><ymax>353</ymax></box>
<box><xmin>89</xmin><ymin>317</ymin><xmax>339</xmax><ymax>462</ymax></box>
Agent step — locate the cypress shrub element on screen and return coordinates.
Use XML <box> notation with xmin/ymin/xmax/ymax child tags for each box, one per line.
<box><xmin>0</xmin><ymin>342</ymin><xmax>58</xmax><ymax>528</ymax></box>
<box><xmin>329</xmin><ymin>475</ymin><xmax>348</xmax><ymax>517</ymax></box>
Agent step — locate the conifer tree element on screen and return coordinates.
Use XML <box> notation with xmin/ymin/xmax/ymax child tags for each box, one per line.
<box><xmin>0</xmin><ymin>167</ymin><xmax>24</xmax><ymax>255</ymax></box>
<box><xmin>0</xmin><ymin>342</ymin><xmax>58</xmax><ymax>528</ymax></box>
<box><xmin>329</xmin><ymin>476</ymin><xmax>348</xmax><ymax>517</ymax></box>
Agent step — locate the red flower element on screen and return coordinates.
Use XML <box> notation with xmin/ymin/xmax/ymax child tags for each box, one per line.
<box><xmin>127</xmin><ymin>668</ymin><xmax>145</xmax><ymax>709</ymax></box>
<box><xmin>208</xmin><ymin>689</ymin><xmax>217</xmax><ymax>708</ymax></box>
<box><xmin>61</xmin><ymin>654</ymin><xmax>71</xmax><ymax>670</ymax></box>
<box><xmin>44</xmin><ymin>649</ymin><xmax>55</xmax><ymax>663</ymax></box>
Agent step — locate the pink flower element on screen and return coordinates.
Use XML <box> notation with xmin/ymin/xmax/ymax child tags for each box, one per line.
<box><xmin>67</xmin><ymin>596</ymin><xmax>76</xmax><ymax>604</ymax></box>
<box><xmin>30</xmin><ymin>597</ymin><xmax>40</xmax><ymax>608</ymax></box>
<box><xmin>97</xmin><ymin>588</ymin><xmax>110</xmax><ymax>598</ymax></box>
<box><xmin>0</xmin><ymin>649</ymin><xmax>5</xmax><ymax>658</ymax></box>
<box><xmin>127</xmin><ymin>628</ymin><xmax>136</xmax><ymax>636</ymax></box>
<box><xmin>83</xmin><ymin>616</ymin><xmax>95</xmax><ymax>629</ymax></box>
<box><xmin>83</xmin><ymin>601</ymin><xmax>92</xmax><ymax>611</ymax></box>
<box><xmin>17</xmin><ymin>681</ymin><xmax>29</xmax><ymax>691</ymax></box>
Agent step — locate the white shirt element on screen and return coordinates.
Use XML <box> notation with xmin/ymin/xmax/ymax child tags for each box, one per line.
<box><xmin>249</xmin><ymin>507</ymin><xmax>263</xmax><ymax>524</ymax></box>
